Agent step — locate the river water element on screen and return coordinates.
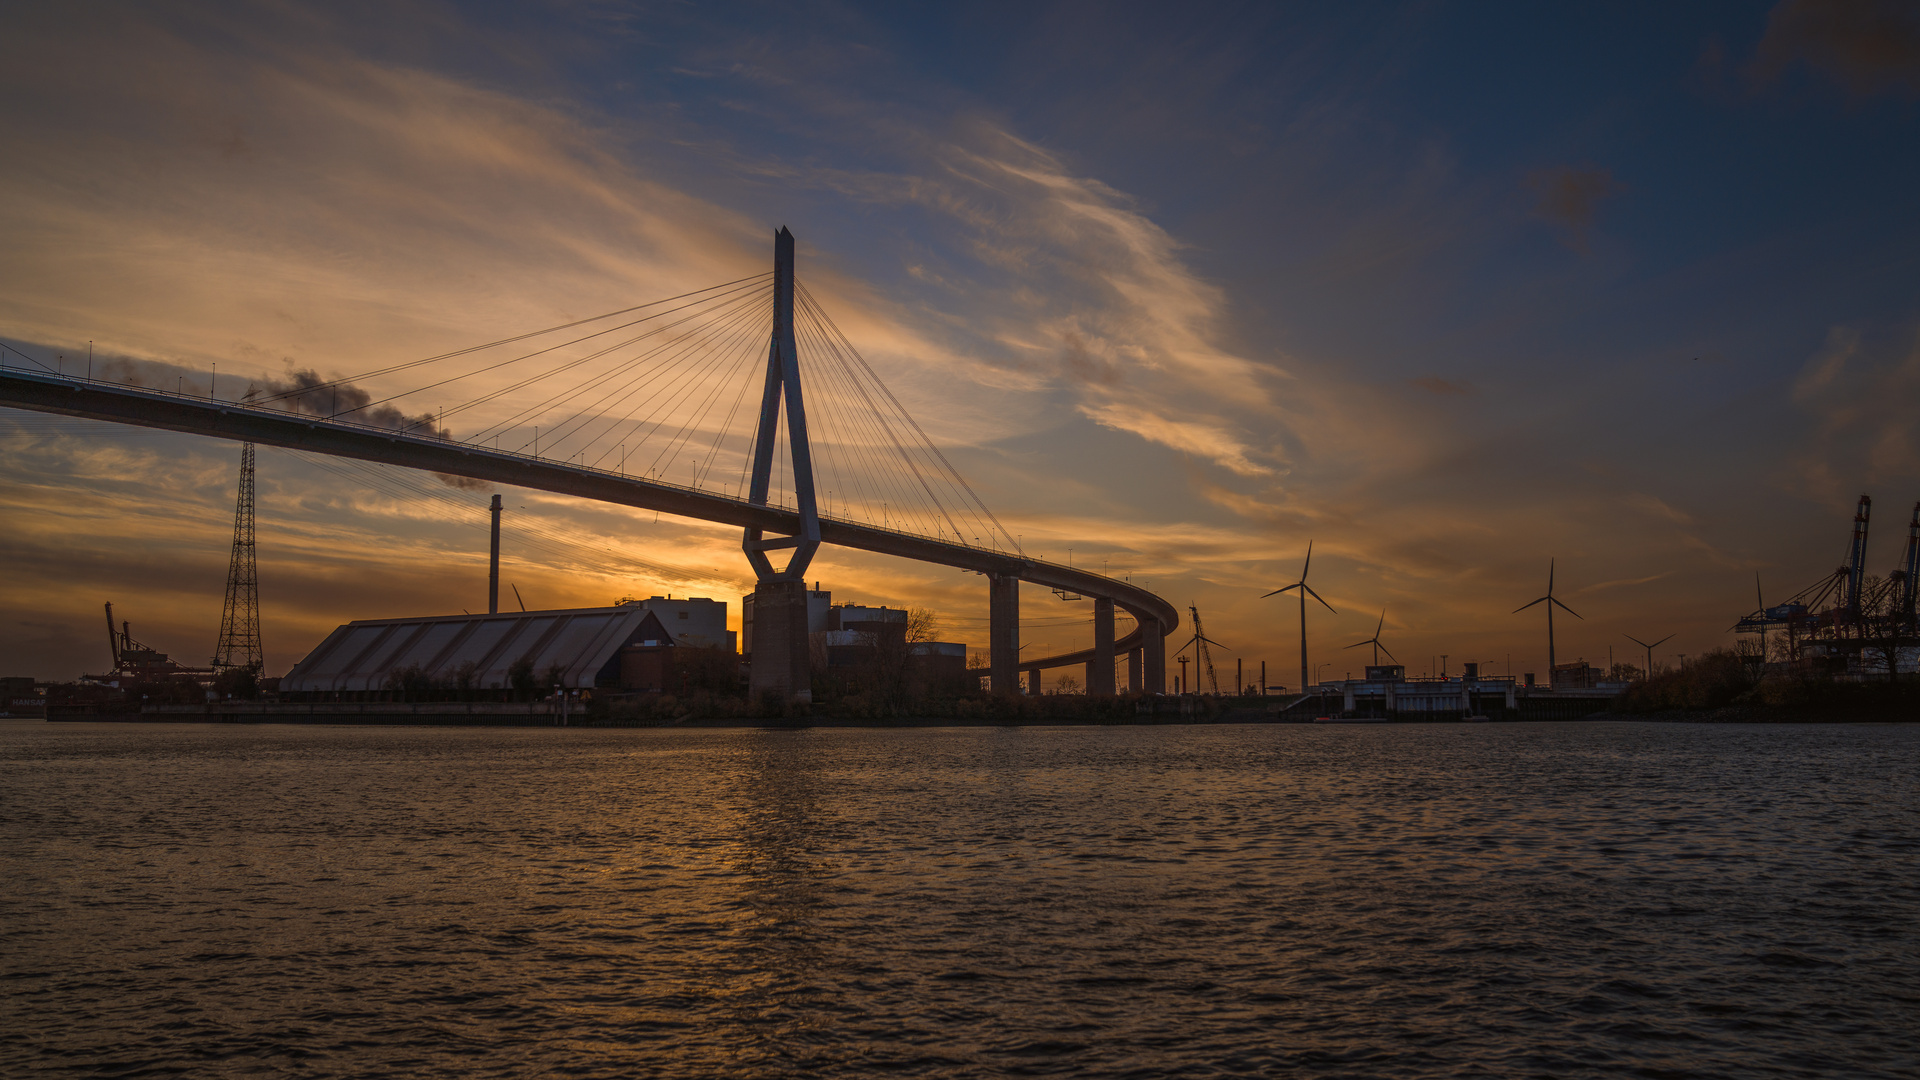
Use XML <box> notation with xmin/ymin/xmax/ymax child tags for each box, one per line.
<box><xmin>2</xmin><ymin>720</ymin><xmax>1916</xmax><ymax>1078</ymax></box>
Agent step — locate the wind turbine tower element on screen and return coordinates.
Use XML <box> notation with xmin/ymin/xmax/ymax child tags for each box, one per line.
<box><xmin>1264</xmin><ymin>541</ymin><xmax>1336</xmax><ymax>691</ymax></box>
<box><xmin>1514</xmin><ymin>558</ymin><xmax>1580</xmax><ymax>676</ymax></box>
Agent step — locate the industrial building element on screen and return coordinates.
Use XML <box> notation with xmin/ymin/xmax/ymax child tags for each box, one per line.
<box><xmin>619</xmin><ymin>594</ymin><xmax>735</xmax><ymax>653</ymax></box>
<box><xmin>1334</xmin><ymin>663</ymin><xmax>1519</xmax><ymax>719</ymax></box>
<box><xmin>1321</xmin><ymin>662</ymin><xmax>1626</xmax><ymax>720</ymax></box>
<box><xmin>1550</xmin><ymin>661</ymin><xmax>1606</xmax><ymax>690</ymax></box>
<box><xmin>742</xmin><ymin>585</ymin><xmax>971</xmax><ymax>688</ymax></box>
<box><xmin>278</xmin><ymin>580</ymin><xmax>973</xmax><ymax>703</ymax></box>
<box><xmin>282</xmin><ymin>605</ymin><xmax>696</xmax><ymax>698</ymax></box>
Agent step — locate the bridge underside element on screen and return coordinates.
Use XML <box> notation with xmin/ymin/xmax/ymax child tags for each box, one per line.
<box><xmin>1</xmin><ymin>369</ymin><xmax>1176</xmax><ymax>693</ymax></box>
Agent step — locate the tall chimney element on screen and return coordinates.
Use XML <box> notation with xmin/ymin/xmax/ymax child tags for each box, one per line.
<box><xmin>488</xmin><ymin>494</ymin><xmax>502</xmax><ymax>615</ymax></box>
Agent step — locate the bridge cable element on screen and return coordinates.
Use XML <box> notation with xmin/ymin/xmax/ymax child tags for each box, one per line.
<box><xmin>796</xmin><ymin>288</ymin><xmax>973</xmax><ymax>545</ymax></box>
<box><xmin>456</xmin><ymin>285</ymin><xmax>771</xmax><ymax>454</ymax></box>
<box><xmin>792</xmin><ymin>308</ymin><xmax>940</xmax><ymax>537</ymax></box>
<box><xmin>560</xmin><ymin>294</ymin><xmax>772</xmax><ymax>475</ymax></box>
<box><xmin>521</xmin><ymin>290</ymin><xmax>770</xmax><ymax>464</ymax></box>
<box><xmin>259</xmin><ymin>273</ymin><xmax>769</xmax><ymax>411</ymax></box>
<box><xmin>798</xmin><ymin>282</ymin><xmax>1017</xmax><ymax>551</ymax></box>
<box><xmin>355</xmin><ymin>277</ymin><xmax>771</xmax><ymax>427</ymax></box>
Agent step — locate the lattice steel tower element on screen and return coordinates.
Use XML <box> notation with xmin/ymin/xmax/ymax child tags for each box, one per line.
<box><xmin>213</xmin><ymin>442</ymin><xmax>263</xmax><ymax>672</ymax></box>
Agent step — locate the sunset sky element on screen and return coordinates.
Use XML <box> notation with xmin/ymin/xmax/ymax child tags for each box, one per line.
<box><xmin>4</xmin><ymin>1</ymin><xmax>1918</xmax><ymax>685</ymax></box>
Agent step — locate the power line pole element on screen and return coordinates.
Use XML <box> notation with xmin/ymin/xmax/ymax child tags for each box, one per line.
<box><xmin>213</xmin><ymin>442</ymin><xmax>263</xmax><ymax>673</ymax></box>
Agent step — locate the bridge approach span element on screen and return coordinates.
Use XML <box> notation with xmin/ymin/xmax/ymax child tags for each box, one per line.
<box><xmin>0</xmin><ymin>368</ymin><xmax>1177</xmax><ymax>687</ymax></box>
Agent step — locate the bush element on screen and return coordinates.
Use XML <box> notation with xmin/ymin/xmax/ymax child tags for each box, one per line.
<box><xmin>1612</xmin><ymin>649</ymin><xmax>1757</xmax><ymax>712</ymax></box>
<box><xmin>214</xmin><ymin>665</ymin><xmax>261</xmax><ymax>700</ymax></box>
<box><xmin>1613</xmin><ymin>648</ymin><xmax>1920</xmax><ymax>720</ymax></box>
<box><xmin>508</xmin><ymin>656</ymin><xmax>538</xmax><ymax>701</ymax></box>
<box><xmin>383</xmin><ymin>663</ymin><xmax>435</xmax><ymax>701</ymax></box>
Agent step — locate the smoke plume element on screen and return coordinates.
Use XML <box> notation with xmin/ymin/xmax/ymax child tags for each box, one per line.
<box><xmin>249</xmin><ymin>368</ymin><xmax>487</xmax><ymax>490</ymax></box>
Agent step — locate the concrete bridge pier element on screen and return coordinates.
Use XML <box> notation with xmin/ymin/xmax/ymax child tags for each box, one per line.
<box><xmin>1143</xmin><ymin>619</ymin><xmax>1166</xmax><ymax>694</ymax></box>
<box><xmin>1026</xmin><ymin>668</ymin><xmax>1042</xmax><ymax>695</ymax></box>
<box><xmin>989</xmin><ymin>572</ymin><xmax>1020</xmax><ymax>695</ymax></box>
<box><xmin>748</xmin><ymin>578</ymin><xmax>812</xmax><ymax>703</ymax></box>
<box><xmin>1089</xmin><ymin>596</ymin><xmax>1116</xmax><ymax>695</ymax></box>
<box><xmin>1128</xmin><ymin>648</ymin><xmax>1142</xmax><ymax>694</ymax></box>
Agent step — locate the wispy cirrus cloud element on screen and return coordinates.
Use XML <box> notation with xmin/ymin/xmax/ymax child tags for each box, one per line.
<box><xmin>0</xmin><ymin>7</ymin><xmax>766</xmax><ymax>398</ymax></box>
<box><xmin>1789</xmin><ymin>325</ymin><xmax>1920</xmax><ymax>496</ymax></box>
<box><xmin>781</xmin><ymin>122</ymin><xmax>1293</xmax><ymax>482</ymax></box>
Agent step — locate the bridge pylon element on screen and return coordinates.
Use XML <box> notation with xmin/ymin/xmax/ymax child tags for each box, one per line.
<box><xmin>744</xmin><ymin>227</ymin><xmax>822</xmax><ymax>703</ymax></box>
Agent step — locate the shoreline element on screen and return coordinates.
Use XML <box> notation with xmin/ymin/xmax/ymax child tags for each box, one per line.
<box><xmin>21</xmin><ymin>709</ymin><xmax>1915</xmax><ymax>727</ymax></box>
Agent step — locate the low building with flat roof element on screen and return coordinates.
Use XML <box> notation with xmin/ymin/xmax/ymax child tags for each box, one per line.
<box><xmin>282</xmin><ymin>606</ymin><xmax>678</xmax><ymax>698</ymax></box>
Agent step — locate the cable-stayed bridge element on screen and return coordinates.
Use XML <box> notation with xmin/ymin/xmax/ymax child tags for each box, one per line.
<box><xmin>0</xmin><ymin>229</ymin><xmax>1176</xmax><ymax>698</ymax></box>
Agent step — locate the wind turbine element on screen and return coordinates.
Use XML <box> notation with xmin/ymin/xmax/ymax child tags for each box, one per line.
<box><xmin>1264</xmin><ymin>540</ymin><xmax>1337</xmax><ymax>691</ymax></box>
<box><xmin>1345</xmin><ymin>608</ymin><xmax>1397</xmax><ymax>667</ymax></box>
<box><xmin>1513</xmin><ymin>558</ymin><xmax>1581</xmax><ymax>675</ymax></box>
<box><xmin>1625</xmin><ymin>633</ymin><xmax>1673</xmax><ymax>682</ymax></box>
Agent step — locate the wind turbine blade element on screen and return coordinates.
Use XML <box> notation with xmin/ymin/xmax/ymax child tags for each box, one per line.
<box><xmin>1261</xmin><ymin>582</ymin><xmax>1303</xmax><ymax>598</ymax></box>
<box><xmin>1625</xmin><ymin>635</ymin><xmax>1650</xmax><ymax>649</ymax></box>
<box><xmin>1514</xmin><ymin>596</ymin><xmax>1548</xmax><ymax>613</ymax></box>
<box><xmin>1374</xmin><ymin>609</ymin><xmax>1386</xmax><ymax>636</ymax></box>
<box><xmin>1378</xmin><ymin>643</ymin><xmax>1398</xmax><ymax>663</ymax></box>
<box><xmin>1652</xmin><ymin>634</ymin><xmax>1674</xmax><ymax>648</ymax></box>
<box><xmin>1302</xmin><ymin>539</ymin><xmax>1313</xmax><ymax>579</ymax></box>
<box><xmin>1304</xmin><ymin>585</ymin><xmax>1337</xmax><ymax>614</ymax></box>
<box><xmin>1548</xmin><ymin>557</ymin><xmax>1555</xmax><ymax>594</ymax></box>
<box><xmin>1551</xmin><ymin>597</ymin><xmax>1583</xmax><ymax>619</ymax></box>
<box><xmin>1344</xmin><ymin>639</ymin><xmax>1371</xmax><ymax>650</ymax></box>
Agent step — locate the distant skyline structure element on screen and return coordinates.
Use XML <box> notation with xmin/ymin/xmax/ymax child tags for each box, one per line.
<box><xmin>1515</xmin><ymin>559</ymin><xmax>1581</xmax><ymax>675</ymax></box>
<box><xmin>1264</xmin><ymin>541</ymin><xmax>1336</xmax><ymax>692</ymax></box>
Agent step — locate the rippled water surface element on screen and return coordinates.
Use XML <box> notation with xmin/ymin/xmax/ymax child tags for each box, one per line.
<box><xmin>3</xmin><ymin>720</ymin><xmax>1917</xmax><ymax>1078</ymax></box>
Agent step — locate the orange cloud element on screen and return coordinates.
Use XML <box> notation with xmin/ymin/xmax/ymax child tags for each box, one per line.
<box><xmin>1524</xmin><ymin>165</ymin><xmax>1624</xmax><ymax>253</ymax></box>
<box><xmin>1751</xmin><ymin>0</ymin><xmax>1920</xmax><ymax>97</ymax></box>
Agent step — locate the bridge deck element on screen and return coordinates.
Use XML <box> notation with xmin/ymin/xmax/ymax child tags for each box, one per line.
<box><xmin>0</xmin><ymin>368</ymin><xmax>1177</xmax><ymax>671</ymax></box>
